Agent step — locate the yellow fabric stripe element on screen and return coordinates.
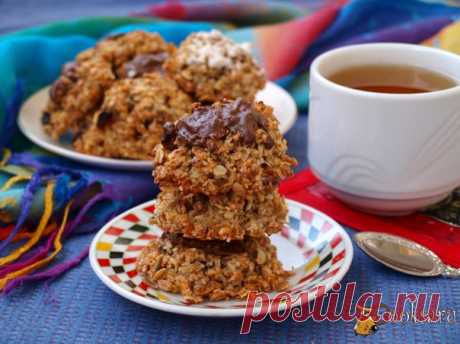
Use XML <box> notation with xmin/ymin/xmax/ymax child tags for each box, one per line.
<box><xmin>0</xmin><ymin>149</ymin><xmax>11</xmax><ymax>167</ymax></box>
<box><xmin>0</xmin><ymin>201</ymin><xmax>72</xmax><ymax>290</ymax></box>
<box><xmin>1</xmin><ymin>175</ymin><xmax>31</xmax><ymax>192</ymax></box>
<box><xmin>0</xmin><ymin>197</ymin><xmax>17</xmax><ymax>208</ymax></box>
<box><xmin>0</xmin><ymin>165</ymin><xmax>34</xmax><ymax>178</ymax></box>
<box><xmin>0</xmin><ymin>182</ymin><xmax>54</xmax><ymax>266</ymax></box>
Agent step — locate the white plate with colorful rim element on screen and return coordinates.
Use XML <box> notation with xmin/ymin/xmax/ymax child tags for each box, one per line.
<box><xmin>18</xmin><ymin>82</ymin><xmax>297</xmax><ymax>171</ymax></box>
<box><xmin>89</xmin><ymin>199</ymin><xmax>353</xmax><ymax>317</ymax></box>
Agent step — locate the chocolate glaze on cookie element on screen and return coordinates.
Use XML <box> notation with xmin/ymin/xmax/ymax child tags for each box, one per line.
<box><xmin>122</xmin><ymin>52</ymin><xmax>169</xmax><ymax>78</ymax></box>
<box><xmin>168</xmin><ymin>98</ymin><xmax>269</xmax><ymax>147</ymax></box>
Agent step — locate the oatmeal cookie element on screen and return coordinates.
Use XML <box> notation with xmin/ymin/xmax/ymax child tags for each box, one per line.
<box><xmin>42</xmin><ymin>56</ymin><xmax>115</xmax><ymax>139</ymax></box>
<box><xmin>164</xmin><ymin>30</ymin><xmax>266</xmax><ymax>102</ymax></box>
<box><xmin>153</xmin><ymin>99</ymin><xmax>297</xmax><ymax>197</ymax></box>
<box><xmin>91</xmin><ymin>31</ymin><xmax>176</xmax><ymax>78</ymax></box>
<box><xmin>73</xmin><ymin>73</ymin><xmax>192</xmax><ymax>160</ymax></box>
<box><xmin>42</xmin><ymin>31</ymin><xmax>175</xmax><ymax>140</ymax></box>
<box><xmin>151</xmin><ymin>187</ymin><xmax>288</xmax><ymax>241</ymax></box>
<box><xmin>137</xmin><ymin>233</ymin><xmax>291</xmax><ymax>303</ymax></box>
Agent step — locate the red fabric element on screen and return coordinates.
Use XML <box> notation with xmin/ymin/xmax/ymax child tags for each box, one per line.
<box><xmin>254</xmin><ymin>4</ymin><xmax>341</xmax><ymax>80</ymax></box>
<box><xmin>280</xmin><ymin>169</ymin><xmax>460</xmax><ymax>268</ymax></box>
<box><xmin>146</xmin><ymin>1</ymin><xmax>186</xmax><ymax>20</ymax></box>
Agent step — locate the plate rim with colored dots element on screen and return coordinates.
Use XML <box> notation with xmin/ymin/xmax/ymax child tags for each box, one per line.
<box><xmin>89</xmin><ymin>198</ymin><xmax>353</xmax><ymax>317</ymax></box>
<box><xmin>18</xmin><ymin>82</ymin><xmax>297</xmax><ymax>171</ymax></box>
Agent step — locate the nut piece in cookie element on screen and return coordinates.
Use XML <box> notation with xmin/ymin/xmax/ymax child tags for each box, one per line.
<box><xmin>165</xmin><ymin>30</ymin><xmax>266</xmax><ymax>102</ymax></box>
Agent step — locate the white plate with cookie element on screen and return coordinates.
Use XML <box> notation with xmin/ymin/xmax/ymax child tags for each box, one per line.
<box><xmin>89</xmin><ymin>199</ymin><xmax>353</xmax><ymax>317</ymax></box>
<box><xmin>18</xmin><ymin>82</ymin><xmax>297</xmax><ymax>171</ymax></box>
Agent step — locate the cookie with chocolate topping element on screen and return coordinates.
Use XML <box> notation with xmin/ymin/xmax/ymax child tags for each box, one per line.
<box><xmin>91</xmin><ymin>31</ymin><xmax>175</xmax><ymax>78</ymax></box>
<box><xmin>153</xmin><ymin>99</ymin><xmax>297</xmax><ymax>197</ymax></box>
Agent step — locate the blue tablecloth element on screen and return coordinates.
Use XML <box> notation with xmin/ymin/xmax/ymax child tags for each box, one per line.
<box><xmin>0</xmin><ymin>1</ymin><xmax>459</xmax><ymax>343</ymax></box>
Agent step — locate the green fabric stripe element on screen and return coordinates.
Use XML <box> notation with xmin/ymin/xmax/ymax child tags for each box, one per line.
<box><xmin>0</xmin><ymin>16</ymin><xmax>157</xmax><ymax>40</ymax></box>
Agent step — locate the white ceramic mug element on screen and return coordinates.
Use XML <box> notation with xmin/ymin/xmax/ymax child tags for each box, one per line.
<box><xmin>308</xmin><ymin>43</ymin><xmax>460</xmax><ymax>215</ymax></box>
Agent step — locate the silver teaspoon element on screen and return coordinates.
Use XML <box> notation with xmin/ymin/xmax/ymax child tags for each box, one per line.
<box><xmin>354</xmin><ymin>232</ymin><xmax>460</xmax><ymax>277</ymax></box>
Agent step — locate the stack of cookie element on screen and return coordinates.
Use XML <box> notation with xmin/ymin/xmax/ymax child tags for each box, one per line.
<box><xmin>137</xmin><ymin>98</ymin><xmax>297</xmax><ymax>303</ymax></box>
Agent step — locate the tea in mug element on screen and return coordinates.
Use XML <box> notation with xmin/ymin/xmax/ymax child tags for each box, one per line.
<box><xmin>327</xmin><ymin>64</ymin><xmax>457</xmax><ymax>94</ymax></box>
